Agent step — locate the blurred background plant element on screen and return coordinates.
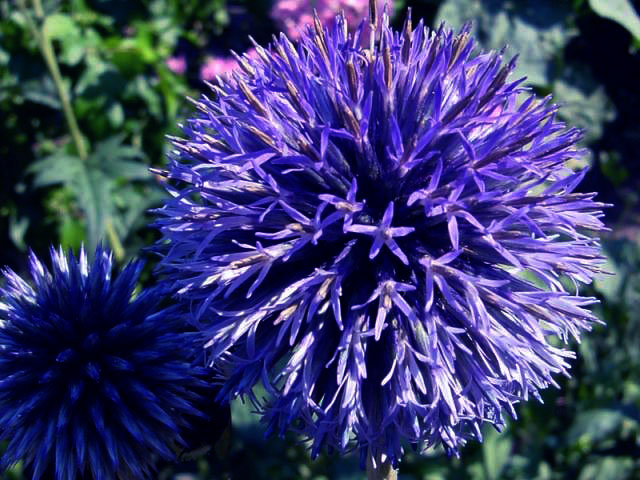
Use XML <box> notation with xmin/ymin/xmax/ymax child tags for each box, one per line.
<box><xmin>0</xmin><ymin>0</ymin><xmax>639</xmax><ymax>479</ymax></box>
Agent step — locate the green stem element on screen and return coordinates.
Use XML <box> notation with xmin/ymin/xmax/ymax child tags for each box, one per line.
<box><xmin>31</xmin><ymin>0</ymin><xmax>44</xmax><ymax>18</ymax></box>
<box><xmin>18</xmin><ymin>0</ymin><xmax>88</xmax><ymax>160</ymax></box>
<box><xmin>366</xmin><ymin>454</ymin><xmax>398</xmax><ymax>480</ymax></box>
<box><xmin>105</xmin><ymin>218</ymin><xmax>125</xmax><ymax>262</ymax></box>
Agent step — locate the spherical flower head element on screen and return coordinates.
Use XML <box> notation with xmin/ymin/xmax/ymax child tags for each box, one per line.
<box><xmin>155</xmin><ymin>10</ymin><xmax>607</xmax><ymax>467</ymax></box>
<box><xmin>0</xmin><ymin>246</ymin><xmax>209</xmax><ymax>479</ymax></box>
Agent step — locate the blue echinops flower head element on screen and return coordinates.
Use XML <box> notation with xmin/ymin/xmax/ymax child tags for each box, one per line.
<box><xmin>0</xmin><ymin>246</ymin><xmax>210</xmax><ymax>479</ymax></box>
<box><xmin>154</xmin><ymin>7</ymin><xmax>607</xmax><ymax>468</ymax></box>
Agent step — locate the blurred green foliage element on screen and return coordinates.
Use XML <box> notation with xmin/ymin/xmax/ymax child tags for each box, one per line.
<box><xmin>1</xmin><ymin>0</ymin><xmax>640</xmax><ymax>478</ymax></box>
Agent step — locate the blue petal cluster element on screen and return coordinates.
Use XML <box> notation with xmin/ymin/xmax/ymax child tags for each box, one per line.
<box><xmin>0</xmin><ymin>246</ymin><xmax>207</xmax><ymax>479</ymax></box>
<box><xmin>155</xmin><ymin>11</ymin><xmax>607</xmax><ymax>466</ymax></box>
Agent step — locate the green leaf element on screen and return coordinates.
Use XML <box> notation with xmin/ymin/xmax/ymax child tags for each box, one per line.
<box><xmin>0</xmin><ymin>45</ymin><xmax>9</xmax><ymax>66</ymax></box>
<box><xmin>589</xmin><ymin>0</ymin><xmax>640</xmax><ymax>41</ymax></box>
<box><xmin>578</xmin><ymin>457</ymin><xmax>634</xmax><ymax>480</ymax></box>
<box><xmin>534</xmin><ymin>462</ymin><xmax>553</xmax><ymax>480</ymax></box>
<box><xmin>467</xmin><ymin>462</ymin><xmax>485</xmax><ymax>480</ymax></box>
<box><xmin>231</xmin><ymin>397</ymin><xmax>261</xmax><ymax>431</ymax></box>
<box><xmin>28</xmin><ymin>152</ymin><xmax>110</xmax><ymax>250</ymax></box>
<box><xmin>21</xmin><ymin>89</ymin><xmax>62</xmax><ymax>109</ymax></box>
<box><xmin>61</xmin><ymin>42</ymin><xmax>85</xmax><ymax>66</ymax></box>
<box><xmin>58</xmin><ymin>213</ymin><xmax>85</xmax><ymax>251</ymax></box>
<box><xmin>5</xmin><ymin>459</ymin><xmax>24</xmax><ymax>479</ymax></box>
<box><xmin>109</xmin><ymin>38</ymin><xmax>149</xmax><ymax>76</ymax></box>
<box><xmin>567</xmin><ymin>409</ymin><xmax>628</xmax><ymax>446</ymax></box>
<box><xmin>9</xmin><ymin>213</ymin><xmax>29</xmax><ymax>251</ymax></box>
<box><xmin>21</xmin><ymin>76</ymin><xmax>63</xmax><ymax>109</ymax></box>
<box><xmin>28</xmin><ymin>136</ymin><xmax>156</xmax><ymax>254</ymax></box>
<box><xmin>92</xmin><ymin>135</ymin><xmax>150</xmax><ymax>181</ymax></box>
<box><xmin>482</xmin><ymin>427</ymin><xmax>512</xmax><ymax>480</ymax></box>
<box><xmin>436</xmin><ymin>0</ymin><xmax>576</xmax><ymax>86</ymax></box>
<box><xmin>594</xmin><ymin>255</ymin><xmax>624</xmax><ymax>302</ymax></box>
<box><xmin>131</xmin><ymin>75</ymin><xmax>162</xmax><ymax>119</ymax></box>
<box><xmin>75</xmin><ymin>58</ymin><xmax>115</xmax><ymax>97</ymax></box>
<box><xmin>106</xmin><ymin>101</ymin><xmax>124</xmax><ymax>127</ymax></box>
<box><xmin>43</xmin><ymin>13</ymin><xmax>84</xmax><ymax>66</ymax></box>
<box><xmin>28</xmin><ymin>153</ymin><xmax>84</xmax><ymax>187</ymax></box>
<box><xmin>553</xmin><ymin>64</ymin><xmax>616</xmax><ymax>145</ymax></box>
<box><xmin>157</xmin><ymin>66</ymin><xmax>188</xmax><ymax>122</ymax></box>
<box><xmin>106</xmin><ymin>159</ymin><xmax>151</xmax><ymax>182</ymax></box>
<box><xmin>597</xmin><ymin>238</ymin><xmax>640</xmax><ymax>309</ymax></box>
<box><xmin>43</xmin><ymin>14</ymin><xmax>80</xmax><ymax>40</ymax></box>
<box><xmin>79</xmin><ymin>137</ymin><xmax>153</xmax><ymax>249</ymax></box>
<box><xmin>9</xmin><ymin>11</ymin><xmax>28</xmax><ymax>29</ymax></box>
<box><xmin>113</xmin><ymin>185</ymin><xmax>165</xmax><ymax>233</ymax></box>
<box><xmin>599</xmin><ymin>151</ymin><xmax>629</xmax><ymax>186</ymax></box>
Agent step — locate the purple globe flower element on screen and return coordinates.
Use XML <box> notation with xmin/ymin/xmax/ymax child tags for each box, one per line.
<box><xmin>154</xmin><ymin>9</ymin><xmax>607</xmax><ymax>467</ymax></box>
<box><xmin>0</xmin><ymin>246</ymin><xmax>209</xmax><ymax>479</ymax></box>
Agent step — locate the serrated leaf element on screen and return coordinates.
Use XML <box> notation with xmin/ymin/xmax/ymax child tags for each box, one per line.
<box><xmin>92</xmin><ymin>135</ymin><xmax>143</xmax><ymax>160</ymax></box>
<box><xmin>28</xmin><ymin>154</ymin><xmax>84</xmax><ymax>187</ymax></box>
<box><xmin>73</xmin><ymin>164</ymin><xmax>116</xmax><ymax>251</ymax></box>
<box><xmin>589</xmin><ymin>0</ymin><xmax>640</xmax><ymax>42</ymax></box>
<box><xmin>106</xmin><ymin>160</ymin><xmax>151</xmax><ymax>181</ymax></box>
<box><xmin>91</xmin><ymin>135</ymin><xmax>150</xmax><ymax>181</ymax></box>
<box><xmin>114</xmin><ymin>186</ymin><xmax>164</xmax><ymax>232</ymax></box>
<box><xmin>28</xmin><ymin>152</ymin><xmax>112</xmax><ymax>251</ymax></box>
<box><xmin>28</xmin><ymin>136</ymin><xmax>154</xmax><ymax>254</ymax></box>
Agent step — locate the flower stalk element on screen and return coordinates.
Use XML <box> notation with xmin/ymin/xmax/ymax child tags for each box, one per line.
<box><xmin>17</xmin><ymin>0</ymin><xmax>88</xmax><ymax>160</ymax></box>
<box><xmin>367</xmin><ymin>454</ymin><xmax>397</xmax><ymax>480</ymax></box>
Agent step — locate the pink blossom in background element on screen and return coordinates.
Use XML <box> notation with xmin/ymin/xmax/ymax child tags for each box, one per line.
<box><xmin>270</xmin><ymin>0</ymin><xmax>315</xmax><ymax>39</ymax></box>
<box><xmin>166</xmin><ymin>55</ymin><xmax>187</xmax><ymax>75</ymax></box>
<box><xmin>200</xmin><ymin>56</ymin><xmax>236</xmax><ymax>82</ymax></box>
<box><xmin>199</xmin><ymin>49</ymin><xmax>257</xmax><ymax>82</ymax></box>
<box><xmin>271</xmin><ymin>0</ymin><xmax>392</xmax><ymax>39</ymax></box>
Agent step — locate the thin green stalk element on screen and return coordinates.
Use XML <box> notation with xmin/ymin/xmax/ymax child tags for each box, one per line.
<box><xmin>105</xmin><ymin>218</ymin><xmax>125</xmax><ymax>262</ymax></box>
<box><xmin>31</xmin><ymin>0</ymin><xmax>44</xmax><ymax>18</ymax></box>
<box><xmin>18</xmin><ymin>0</ymin><xmax>88</xmax><ymax>160</ymax></box>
